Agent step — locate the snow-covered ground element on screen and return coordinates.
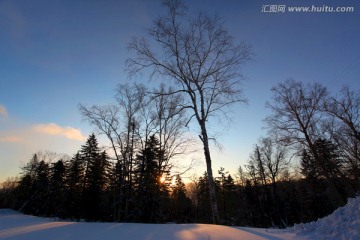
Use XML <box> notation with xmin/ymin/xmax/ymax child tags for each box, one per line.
<box><xmin>1</xmin><ymin>197</ymin><xmax>359</xmax><ymax>240</ymax></box>
<box><xmin>286</xmin><ymin>197</ymin><xmax>360</xmax><ymax>240</ymax></box>
<box><xmin>0</xmin><ymin>210</ymin><xmax>299</xmax><ymax>240</ymax></box>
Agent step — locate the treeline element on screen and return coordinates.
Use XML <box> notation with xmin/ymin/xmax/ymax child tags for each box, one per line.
<box><xmin>1</xmin><ymin>142</ymin><xmax>358</xmax><ymax>227</ymax></box>
<box><xmin>1</xmin><ymin>134</ymin><xmax>192</xmax><ymax>223</ymax></box>
<box><xmin>0</xmin><ymin>82</ymin><xmax>195</xmax><ymax>222</ymax></box>
<box><xmin>237</xmin><ymin>79</ymin><xmax>360</xmax><ymax>227</ymax></box>
<box><xmin>1</xmin><ymin>79</ymin><xmax>359</xmax><ymax>227</ymax></box>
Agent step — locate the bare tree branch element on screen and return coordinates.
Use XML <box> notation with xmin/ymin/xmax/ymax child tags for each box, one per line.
<box><xmin>126</xmin><ymin>0</ymin><xmax>252</xmax><ymax>224</ymax></box>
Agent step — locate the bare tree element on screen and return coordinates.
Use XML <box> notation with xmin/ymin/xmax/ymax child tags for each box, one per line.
<box><xmin>152</xmin><ymin>84</ymin><xmax>195</xmax><ymax>173</ymax></box>
<box><xmin>265</xmin><ymin>79</ymin><xmax>354</xmax><ymax>204</ymax></box>
<box><xmin>79</xmin><ymin>84</ymin><xmax>147</xmax><ymax>220</ymax></box>
<box><xmin>258</xmin><ymin>136</ymin><xmax>290</xmax><ymax>220</ymax></box>
<box><xmin>251</xmin><ymin>145</ymin><xmax>268</xmax><ymax>188</ymax></box>
<box><xmin>245</xmin><ymin>159</ymin><xmax>259</xmax><ymax>188</ymax></box>
<box><xmin>236</xmin><ymin>165</ymin><xmax>247</xmax><ymax>187</ymax></box>
<box><xmin>323</xmin><ymin>86</ymin><xmax>360</xmax><ymax>179</ymax></box>
<box><xmin>115</xmin><ymin>83</ymin><xmax>147</xmax><ymax>187</ymax></box>
<box><xmin>245</xmin><ymin>138</ymin><xmax>290</xmax><ymax>227</ymax></box>
<box><xmin>265</xmin><ymin>79</ymin><xmax>328</xmax><ymax>157</ymax></box>
<box><xmin>79</xmin><ymin>104</ymin><xmax>123</xmax><ymax>162</ymax></box>
<box><xmin>80</xmin><ymin>82</ymin><xmax>193</xmax><ymax>220</ymax></box>
<box><xmin>126</xmin><ymin>0</ymin><xmax>252</xmax><ymax>223</ymax></box>
<box><xmin>259</xmin><ymin>137</ymin><xmax>289</xmax><ymax>193</ymax></box>
<box><xmin>324</xmin><ymin>86</ymin><xmax>360</xmax><ymax>142</ymax></box>
<box><xmin>246</xmin><ymin>138</ymin><xmax>289</xmax><ymax>194</ymax></box>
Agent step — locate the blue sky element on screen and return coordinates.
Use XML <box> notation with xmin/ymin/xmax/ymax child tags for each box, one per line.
<box><xmin>1</xmin><ymin>0</ymin><xmax>359</xmax><ymax>182</ymax></box>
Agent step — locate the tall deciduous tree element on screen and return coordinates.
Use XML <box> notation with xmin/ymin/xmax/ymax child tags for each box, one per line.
<box><xmin>126</xmin><ymin>0</ymin><xmax>252</xmax><ymax>223</ymax></box>
<box><xmin>324</xmin><ymin>86</ymin><xmax>360</xmax><ymax>142</ymax></box>
<box><xmin>265</xmin><ymin>79</ymin><xmax>328</xmax><ymax>160</ymax></box>
<box><xmin>323</xmin><ymin>86</ymin><xmax>360</xmax><ymax>179</ymax></box>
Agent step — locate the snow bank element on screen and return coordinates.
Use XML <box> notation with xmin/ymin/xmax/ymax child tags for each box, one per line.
<box><xmin>289</xmin><ymin>197</ymin><xmax>360</xmax><ymax>240</ymax></box>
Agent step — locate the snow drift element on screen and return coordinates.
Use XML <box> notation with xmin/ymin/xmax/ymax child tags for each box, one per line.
<box><xmin>288</xmin><ymin>196</ymin><xmax>360</xmax><ymax>239</ymax></box>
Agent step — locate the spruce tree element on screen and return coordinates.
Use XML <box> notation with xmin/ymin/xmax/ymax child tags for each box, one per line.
<box><xmin>15</xmin><ymin>154</ymin><xmax>40</xmax><ymax>213</ymax></box>
<box><xmin>30</xmin><ymin>160</ymin><xmax>50</xmax><ymax>216</ymax></box>
<box><xmin>48</xmin><ymin>160</ymin><xmax>67</xmax><ymax>217</ymax></box>
<box><xmin>79</xmin><ymin>134</ymin><xmax>109</xmax><ymax>220</ymax></box>
<box><xmin>108</xmin><ymin>160</ymin><xmax>124</xmax><ymax>221</ymax></box>
<box><xmin>80</xmin><ymin>133</ymin><xmax>100</xmax><ymax>191</ymax></box>
<box><xmin>196</xmin><ymin>172</ymin><xmax>212</xmax><ymax>223</ymax></box>
<box><xmin>65</xmin><ymin>152</ymin><xmax>84</xmax><ymax>219</ymax></box>
<box><xmin>134</xmin><ymin>135</ymin><xmax>169</xmax><ymax>222</ymax></box>
<box><xmin>171</xmin><ymin>175</ymin><xmax>192</xmax><ymax>222</ymax></box>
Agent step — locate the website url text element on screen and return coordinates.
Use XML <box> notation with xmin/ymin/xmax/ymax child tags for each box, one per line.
<box><xmin>261</xmin><ymin>5</ymin><xmax>355</xmax><ymax>13</ymax></box>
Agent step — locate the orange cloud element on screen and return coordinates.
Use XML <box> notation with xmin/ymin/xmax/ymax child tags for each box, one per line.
<box><xmin>32</xmin><ymin>123</ymin><xmax>86</xmax><ymax>141</ymax></box>
<box><xmin>0</xmin><ymin>105</ymin><xmax>8</xmax><ymax>117</ymax></box>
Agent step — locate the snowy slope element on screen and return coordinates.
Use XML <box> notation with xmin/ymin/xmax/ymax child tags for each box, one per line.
<box><xmin>287</xmin><ymin>197</ymin><xmax>360</xmax><ymax>240</ymax></box>
<box><xmin>0</xmin><ymin>209</ymin><xmax>298</xmax><ymax>240</ymax></box>
<box><xmin>1</xmin><ymin>197</ymin><xmax>359</xmax><ymax>240</ymax></box>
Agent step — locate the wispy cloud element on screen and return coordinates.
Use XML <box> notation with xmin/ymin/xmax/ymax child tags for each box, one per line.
<box><xmin>0</xmin><ymin>104</ymin><xmax>8</xmax><ymax>117</ymax></box>
<box><xmin>32</xmin><ymin>123</ymin><xmax>86</xmax><ymax>141</ymax></box>
<box><xmin>0</xmin><ymin>135</ymin><xmax>22</xmax><ymax>143</ymax></box>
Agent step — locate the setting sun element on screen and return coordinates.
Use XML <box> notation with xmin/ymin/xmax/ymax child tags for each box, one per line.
<box><xmin>160</xmin><ymin>176</ymin><xmax>166</xmax><ymax>183</ymax></box>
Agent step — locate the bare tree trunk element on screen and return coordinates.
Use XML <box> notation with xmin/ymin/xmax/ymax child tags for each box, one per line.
<box><xmin>127</xmin><ymin>0</ymin><xmax>251</xmax><ymax>224</ymax></box>
<box><xmin>200</xmin><ymin>122</ymin><xmax>220</xmax><ymax>224</ymax></box>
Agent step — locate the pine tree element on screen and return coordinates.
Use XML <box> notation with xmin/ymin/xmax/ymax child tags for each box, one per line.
<box><xmin>86</xmin><ymin>151</ymin><xmax>110</xmax><ymax>220</ymax></box>
<box><xmin>48</xmin><ymin>160</ymin><xmax>67</xmax><ymax>217</ymax></box>
<box><xmin>301</xmin><ymin>149</ymin><xmax>319</xmax><ymax>180</ymax></box>
<box><xmin>223</xmin><ymin>174</ymin><xmax>236</xmax><ymax>224</ymax></box>
<box><xmin>108</xmin><ymin>160</ymin><xmax>124</xmax><ymax>221</ymax></box>
<box><xmin>301</xmin><ymin>138</ymin><xmax>345</xmax><ymax>181</ymax></box>
<box><xmin>171</xmin><ymin>175</ymin><xmax>192</xmax><ymax>223</ymax></box>
<box><xmin>133</xmin><ymin>135</ymin><xmax>169</xmax><ymax>222</ymax></box>
<box><xmin>195</xmin><ymin>172</ymin><xmax>212</xmax><ymax>223</ymax></box>
<box><xmin>216</xmin><ymin>168</ymin><xmax>237</xmax><ymax>224</ymax></box>
<box><xmin>80</xmin><ymin>133</ymin><xmax>100</xmax><ymax>191</ymax></box>
<box><xmin>301</xmin><ymin>138</ymin><xmax>348</xmax><ymax>217</ymax></box>
<box><xmin>30</xmin><ymin>160</ymin><xmax>50</xmax><ymax>216</ymax></box>
<box><xmin>79</xmin><ymin>134</ymin><xmax>110</xmax><ymax>220</ymax></box>
<box><xmin>15</xmin><ymin>154</ymin><xmax>40</xmax><ymax>213</ymax></box>
<box><xmin>65</xmin><ymin>152</ymin><xmax>84</xmax><ymax>219</ymax></box>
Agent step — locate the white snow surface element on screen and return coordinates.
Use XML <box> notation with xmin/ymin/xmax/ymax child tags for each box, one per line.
<box><xmin>286</xmin><ymin>196</ymin><xmax>360</xmax><ymax>240</ymax></box>
<box><xmin>0</xmin><ymin>197</ymin><xmax>359</xmax><ymax>240</ymax></box>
